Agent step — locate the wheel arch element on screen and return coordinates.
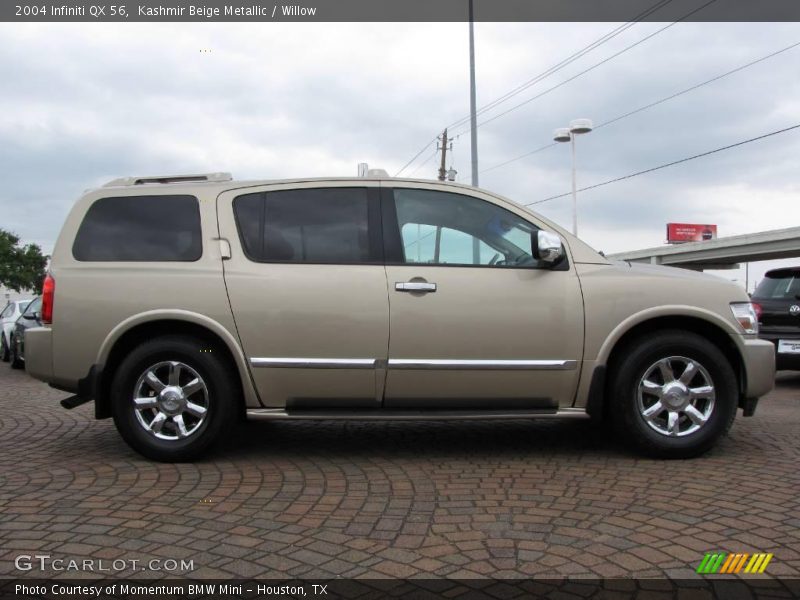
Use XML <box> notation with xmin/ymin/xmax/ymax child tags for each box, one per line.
<box><xmin>592</xmin><ymin>309</ymin><xmax>745</xmax><ymax>420</ymax></box>
<box><xmin>93</xmin><ymin>311</ymin><xmax>259</xmax><ymax>419</ymax></box>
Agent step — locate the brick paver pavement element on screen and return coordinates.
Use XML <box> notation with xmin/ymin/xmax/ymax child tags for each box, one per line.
<box><xmin>0</xmin><ymin>366</ymin><xmax>798</xmax><ymax>579</ymax></box>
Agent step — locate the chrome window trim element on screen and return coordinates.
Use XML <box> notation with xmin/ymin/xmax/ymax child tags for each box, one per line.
<box><xmin>250</xmin><ymin>358</ymin><xmax>377</xmax><ymax>369</ymax></box>
<box><xmin>387</xmin><ymin>359</ymin><xmax>577</xmax><ymax>370</ymax></box>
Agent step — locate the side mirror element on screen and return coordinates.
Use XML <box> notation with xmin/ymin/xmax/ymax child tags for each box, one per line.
<box><xmin>23</xmin><ymin>312</ymin><xmax>39</xmax><ymax>321</ymax></box>
<box><xmin>532</xmin><ymin>230</ymin><xmax>565</xmax><ymax>265</ymax></box>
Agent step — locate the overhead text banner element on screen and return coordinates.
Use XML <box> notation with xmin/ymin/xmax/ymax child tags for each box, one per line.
<box><xmin>3</xmin><ymin>0</ymin><xmax>800</xmax><ymax>23</ymax></box>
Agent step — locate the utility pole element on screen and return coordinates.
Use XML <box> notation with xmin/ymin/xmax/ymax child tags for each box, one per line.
<box><xmin>437</xmin><ymin>129</ymin><xmax>452</xmax><ymax>181</ymax></box>
<box><xmin>468</xmin><ymin>0</ymin><xmax>479</xmax><ymax>187</ymax></box>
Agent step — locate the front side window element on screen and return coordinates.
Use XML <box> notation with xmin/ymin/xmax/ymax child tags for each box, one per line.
<box><xmin>393</xmin><ymin>188</ymin><xmax>538</xmax><ymax>267</ymax></box>
<box><xmin>73</xmin><ymin>195</ymin><xmax>202</xmax><ymax>261</ymax></box>
<box><xmin>233</xmin><ymin>187</ymin><xmax>372</xmax><ymax>263</ymax></box>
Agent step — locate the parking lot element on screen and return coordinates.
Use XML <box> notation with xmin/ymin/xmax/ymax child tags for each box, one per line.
<box><xmin>0</xmin><ymin>365</ymin><xmax>798</xmax><ymax>580</ymax></box>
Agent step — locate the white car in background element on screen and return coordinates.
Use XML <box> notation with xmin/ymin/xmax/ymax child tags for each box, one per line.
<box><xmin>1</xmin><ymin>299</ymin><xmax>32</xmax><ymax>362</ymax></box>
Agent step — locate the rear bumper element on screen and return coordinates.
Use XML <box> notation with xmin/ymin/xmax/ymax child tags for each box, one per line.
<box><xmin>25</xmin><ymin>327</ymin><xmax>54</xmax><ymax>383</ymax></box>
<box><xmin>739</xmin><ymin>337</ymin><xmax>776</xmax><ymax>399</ymax></box>
<box><xmin>757</xmin><ymin>331</ymin><xmax>800</xmax><ymax>370</ymax></box>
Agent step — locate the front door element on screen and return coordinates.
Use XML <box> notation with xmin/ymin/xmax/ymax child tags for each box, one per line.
<box><xmin>217</xmin><ymin>182</ymin><xmax>388</xmax><ymax>408</ymax></box>
<box><xmin>382</xmin><ymin>185</ymin><xmax>584</xmax><ymax>410</ymax></box>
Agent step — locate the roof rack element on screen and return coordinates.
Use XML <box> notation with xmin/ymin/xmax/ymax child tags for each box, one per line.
<box><xmin>103</xmin><ymin>172</ymin><xmax>233</xmax><ymax>187</ymax></box>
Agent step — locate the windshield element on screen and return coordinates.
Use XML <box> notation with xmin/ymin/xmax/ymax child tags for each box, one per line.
<box><xmin>23</xmin><ymin>298</ymin><xmax>41</xmax><ymax>316</ymax></box>
<box><xmin>754</xmin><ymin>270</ymin><xmax>800</xmax><ymax>300</ymax></box>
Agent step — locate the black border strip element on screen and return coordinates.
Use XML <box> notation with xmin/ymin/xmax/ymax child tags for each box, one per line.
<box><xmin>4</xmin><ymin>0</ymin><xmax>800</xmax><ymax>23</ymax></box>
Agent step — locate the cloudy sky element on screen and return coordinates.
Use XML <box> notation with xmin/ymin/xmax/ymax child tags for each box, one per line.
<box><xmin>1</xmin><ymin>20</ymin><xmax>799</xmax><ymax>290</ymax></box>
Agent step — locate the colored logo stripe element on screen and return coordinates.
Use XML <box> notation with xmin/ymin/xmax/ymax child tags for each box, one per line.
<box><xmin>697</xmin><ymin>552</ymin><xmax>773</xmax><ymax>574</ymax></box>
<box><xmin>745</xmin><ymin>553</ymin><xmax>773</xmax><ymax>574</ymax></box>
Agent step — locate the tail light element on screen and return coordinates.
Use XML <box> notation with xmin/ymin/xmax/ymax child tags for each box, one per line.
<box><xmin>42</xmin><ymin>273</ymin><xmax>55</xmax><ymax>324</ymax></box>
<box><xmin>752</xmin><ymin>302</ymin><xmax>763</xmax><ymax>322</ymax></box>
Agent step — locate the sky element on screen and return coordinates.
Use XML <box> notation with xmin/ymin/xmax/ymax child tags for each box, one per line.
<box><xmin>1</xmin><ymin>20</ymin><xmax>799</xmax><ymax>292</ymax></box>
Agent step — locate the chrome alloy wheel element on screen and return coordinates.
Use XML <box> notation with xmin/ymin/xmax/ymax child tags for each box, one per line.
<box><xmin>132</xmin><ymin>361</ymin><xmax>209</xmax><ymax>441</ymax></box>
<box><xmin>637</xmin><ymin>356</ymin><xmax>715</xmax><ymax>437</ymax></box>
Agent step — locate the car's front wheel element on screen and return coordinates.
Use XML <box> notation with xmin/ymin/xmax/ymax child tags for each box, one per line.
<box><xmin>610</xmin><ymin>330</ymin><xmax>738</xmax><ymax>459</ymax></box>
<box><xmin>111</xmin><ymin>336</ymin><xmax>238</xmax><ymax>461</ymax></box>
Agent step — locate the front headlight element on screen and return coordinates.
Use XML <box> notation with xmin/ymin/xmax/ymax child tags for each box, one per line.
<box><xmin>730</xmin><ymin>302</ymin><xmax>759</xmax><ymax>334</ymax></box>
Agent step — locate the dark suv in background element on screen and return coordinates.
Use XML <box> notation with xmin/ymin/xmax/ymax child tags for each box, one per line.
<box><xmin>753</xmin><ymin>267</ymin><xmax>800</xmax><ymax>370</ymax></box>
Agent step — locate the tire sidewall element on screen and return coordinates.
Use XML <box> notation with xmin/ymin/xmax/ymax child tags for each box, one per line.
<box><xmin>111</xmin><ymin>337</ymin><xmax>235</xmax><ymax>461</ymax></box>
<box><xmin>612</xmin><ymin>331</ymin><xmax>738</xmax><ymax>457</ymax></box>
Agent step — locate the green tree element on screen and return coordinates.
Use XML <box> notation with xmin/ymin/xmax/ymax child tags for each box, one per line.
<box><xmin>0</xmin><ymin>229</ymin><xmax>48</xmax><ymax>294</ymax></box>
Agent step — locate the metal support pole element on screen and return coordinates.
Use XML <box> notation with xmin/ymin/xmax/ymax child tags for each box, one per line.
<box><xmin>468</xmin><ymin>0</ymin><xmax>479</xmax><ymax>187</ymax></box>
<box><xmin>571</xmin><ymin>136</ymin><xmax>578</xmax><ymax>236</ymax></box>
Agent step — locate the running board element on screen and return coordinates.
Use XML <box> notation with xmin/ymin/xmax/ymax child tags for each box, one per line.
<box><xmin>245</xmin><ymin>408</ymin><xmax>589</xmax><ymax>421</ymax></box>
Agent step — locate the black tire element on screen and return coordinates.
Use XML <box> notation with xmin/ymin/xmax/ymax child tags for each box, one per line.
<box><xmin>609</xmin><ymin>330</ymin><xmax>738</xmax><ymax>459</ymax></box>
<box><xmin>9</xmin><ymin>336</ymin><xmax>23</xmax><ymax>369</ymax></box>
<box><xmin>111</xmin><ymin>335</ymin><xmax>239</xmax><ymax>462</ymax></box>
<box><xmin>1</xmin><ymin>335</ymin><xmax>9</xmax><ymax>362</ymax></box>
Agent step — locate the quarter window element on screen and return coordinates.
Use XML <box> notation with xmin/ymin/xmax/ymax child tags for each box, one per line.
<box><xmin>72</xmin><ymin>195</ymin><xmax>202</xmax><ymax>262</ymax></box>
<box><xmin>393</xmin><ymin>189</ymin><xmax>538</xmax><ymax>267</ymax></box>
<box><xmin>233</xmin><ymin>188</ymin><xmax>372</xmax><ymax>263</ymax></box>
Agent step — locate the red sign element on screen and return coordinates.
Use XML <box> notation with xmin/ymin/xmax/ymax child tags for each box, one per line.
<box><xmin>666</xmin><ymin>223</ymin><xmax>717</xmax><ymax>243</ymax></box>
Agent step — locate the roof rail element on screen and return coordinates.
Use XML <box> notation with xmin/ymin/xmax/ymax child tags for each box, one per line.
<box><xmin>103</xmin><ymin>172</ymin><xmax>233</xmax><ymax>187</ymax></box>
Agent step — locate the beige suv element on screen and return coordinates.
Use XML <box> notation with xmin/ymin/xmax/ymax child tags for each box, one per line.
<box><xmin>25</xmin><ymin>172</ymin><xmax>775</xmax><ymax>461</ymax></box>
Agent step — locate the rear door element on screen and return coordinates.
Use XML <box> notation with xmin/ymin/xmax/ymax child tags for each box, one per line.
<box><xmin>217</xmin><ymin>182</ymin><xmax>389</xmax><ymax>408</ymax></box>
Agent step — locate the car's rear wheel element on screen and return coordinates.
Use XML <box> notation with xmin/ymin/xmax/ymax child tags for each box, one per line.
<box><xmin>1</xmin><ymin>335</ymin><xmax>9</xmax><ymax>362</ymax></box>
<box><xmin>111</xmin><ymin>336</ymin><xmax>238</xmax><ymax>462</ymax></box>
<box><xmin>610</xmin><ymin>330</ymin><xmax>738</xmax><ymax>458</ymax></box>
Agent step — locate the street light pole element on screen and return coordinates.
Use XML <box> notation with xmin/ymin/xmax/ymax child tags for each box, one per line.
<box><xmin>468</xmin><ymin>0</ymin><xmax>479</xmax><ymax>187</ymax></box>
<box><xmin>571</xmin><ymin>135</ymin><xmax>577</xmax><ymax>236</ymax></box>
<box><xmin>554</xmin><ymin>118</ymin><xmax>593</xmax><ymax>237</ymax></box>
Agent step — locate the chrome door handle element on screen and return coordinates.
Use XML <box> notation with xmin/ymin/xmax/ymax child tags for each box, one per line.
<box><xmin>395</xmin><ymin>282</ymin><xmax>437</xmax><ymax>293</ymax></box>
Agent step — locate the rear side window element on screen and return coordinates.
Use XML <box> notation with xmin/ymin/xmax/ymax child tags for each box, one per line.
<box><xmin>73</xmin><ymin>195</ymin><xmax>202</xmax><ymax>261</ymax></box>
<box><xmin>233</xmin><ymin>188</ymin><xmax>373</xmax><ymax>263</ymax></box>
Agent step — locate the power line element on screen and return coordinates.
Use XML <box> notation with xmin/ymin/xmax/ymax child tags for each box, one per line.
<box><xmin>594</xmin><ymin>40</ymin><xmax>800</xmax><ymax>131</ymax></box>
<box><xmin>481</xmin><ymin>143</ymin><xmax>556</xmax><ymax>174</ymax></box>
<box><xmin>397</xmin><ymin>0</ymin><xmax>675</xmax><ymax>179</ymax></box>
<box><xmin>407</xmin><ymin>148</ymin><xmax>439</xmax><ymax>177</ymax></box>
<box><xmin>527</xmin><ymin>123</ymin><xmax>800</xmax><ymax>206</ymax></box>
<box><xmin>480</xmin><ymin>39</ymin><xmax>800</xmax><ymax>174</ymax></box>
<box><xmin>454</xmin><ymin>0</ymin><xmax>719</xmax><ymax>137</ymax></box>
<box><xmin>446</xmin><ymin>0</ymin><xmax>676</xmax><ymax>131</ymax></box>
<box><xmin>395</xmin><ymin>137</ymin><xmax>438</xmax><ymax>177</ymax></box>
